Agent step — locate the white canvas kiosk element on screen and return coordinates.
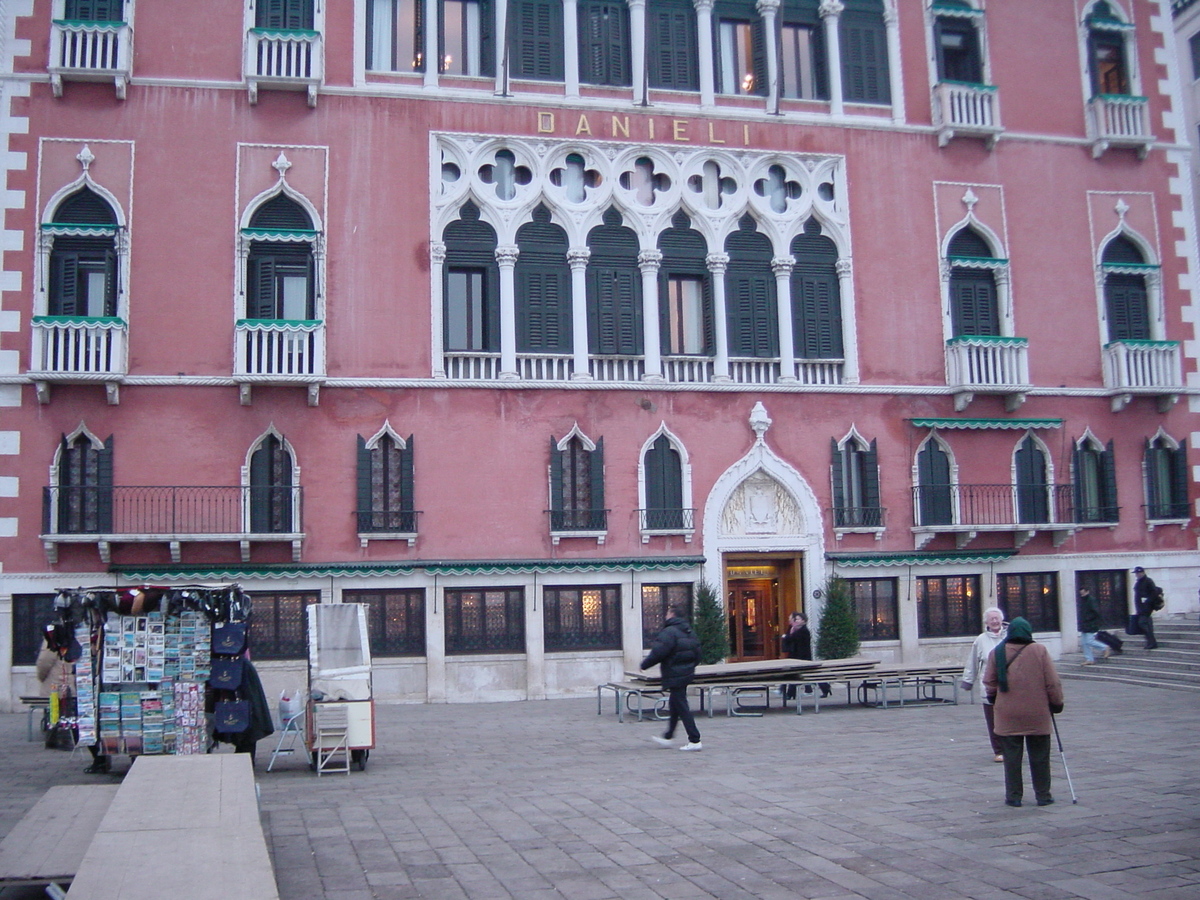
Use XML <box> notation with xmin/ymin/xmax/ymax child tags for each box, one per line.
<box><xmin>306</xmin><ymin>603</ymin><xmax>374</xmax><ymax>771</ymax></box>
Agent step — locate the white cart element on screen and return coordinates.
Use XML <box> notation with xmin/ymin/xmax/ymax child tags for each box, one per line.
<box><xmin>305</xmin><ymin>603</ymin><xmax>374</xmax><ymax>773</ymax></box>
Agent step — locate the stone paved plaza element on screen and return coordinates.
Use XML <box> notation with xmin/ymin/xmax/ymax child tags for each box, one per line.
<box><xmin>2</xmin><ymin>677</ymin><xmax>1197</xmax><ymax>899</ymax></box>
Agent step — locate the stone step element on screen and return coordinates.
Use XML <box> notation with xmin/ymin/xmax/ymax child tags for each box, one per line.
<box><xmin>1059</xmin><ymin>669</ymin><xmax>1200</xmax><ymax>693</ymax></box>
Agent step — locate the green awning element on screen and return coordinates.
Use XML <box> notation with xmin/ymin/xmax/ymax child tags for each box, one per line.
<box><xmin>110</xmin><ymin>557</ymin><xmax>706</xmax><ymax>580</ymax></box>
<box><xmin>828</xmin><ymin>550</ymin><xmax>1015</xmax><ymax>567</ymax></box>
<box><xmin>908</xmin><ymin>418</ymin><xmax>1061</xmax><ymax>430</ymax></box>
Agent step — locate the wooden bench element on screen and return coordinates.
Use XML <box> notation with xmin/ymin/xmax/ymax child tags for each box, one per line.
<box><xmin>66</xmin><ymin>754</ymin><xmax>279</xmax><ymax>900</ymax></box>
<box><xmin>597</xmin><ymin>682</ymin><xmax>668</xmax><ymax>723</ymax></box>
<box><xmin>0</xmin><ymin>784</ymin><xmax>118</xmax><ymax>895</ymax></box>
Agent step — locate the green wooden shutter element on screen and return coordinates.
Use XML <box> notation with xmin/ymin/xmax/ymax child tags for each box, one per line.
<box><xmin>66</xmin><ymin>0</ymin><xmax>125</xmax><ymax>22</ymax></box>
<box><xmin>830</xmin><ymin>438</ymin><xmax>845</xmax><ymax>524</ymax></box>
<box><xmin>580</xmin><ymin>2</ymin><xmax>630</xmax><ymax>86</ymax></box>
<box><xmin>258</xmin><ymin>0</ymin><xmax>313</xmax><ymax>30</ymax></box>
<box><xmin>549</xmin><ymin>436</ymin><xmax>563</xmax><ymax>527</ymax></box>
<box><xmin>1104</xmin><ymin>274</ymin><xmax>1150</xmax><ymax>340</ymax></box>
<box><xmin>917</xmin><ymin>441</ymin><xmax>952</xmax><ymax>525</ymax></box>
<box><xmin>1101</xmin><ymin>440</ymin><xmax>1118</xmax><ymax>522</ymax></box>
<box><xmin>863</xmin><ymin>439</ymin><xmax>880</xmax><ymax>520</ymax></box>
<box><xmin>649</xmin><ymin>2</ymin><xmax>698</xmax><ymax>90</ymax></box>
<box><xmin>1016</xmin><ymin>437</ymin><xmax>1048</xmax><ymax>524</ymax></box>
<box><xmin>589</xmin><ymin>438</ymin><xmax>605</xmax><ymax>529</ymax></box>
<box><xmin>511</xmin><ymin>0</ymin><xmax>564</xmax><ymax>81</ymax></box>
<box><xmin>401</xmin><ymin>434</ymin><xmax>415</xmax><ymax>515</ymax></box>
<box><xmin>586</xmin><ymin>215</ymin><xmax>642</xmax><ymax>355</ymax></box>
<box><xmin>479</xmin><ymin>0</ymin><xmax>496</xmax><ymax>76</ymax></box>
<box><xmin>247</xmin><ymin>253</ymin><xmax>278</xmax><ymax>319</ymax></box>
<box><xmin>411</xmin><ymin>0</ymin><xmax>425</xmax><ymax>72</ymax></box>
<box><xmin>356</xmin><ymin>435</ymin><xmax>373</xmax><ymax>531</ymax></box>
<box><xmin>1071</xmin><ymin>442</ymin><xmax>1086</xmax><ymax>522</ymax></box>
<box><xmin>792</xmin><ymin>229</ymin><xmax>843</xmax><ymax>358</ymax></box>
<box><xmin>1171</xmin><ymin>441</ymin><xmax>1188</xmax><ymax>517</ymax></box>
<box><xmin>96</xmin><ymin>436</ymin><xmax>113</xmax><ymax>533</ymax></box>
<box><xmin>841</xmin><ymin>8</ymin><xmax>889</xmax><ymax>103</ymax></box>
<box><xmin>55</xmin><ymin>435</ymin><xmax>71</xmax><ymax>533</ymax></box>
<box><xmin>50</xmin><ymin>250</ymin><xmax>81</xmax><ymax>316</ymax></box>
<box><xmin>515</xmin><ymin>210</ymin><xmax>571</xmax><ymax>353</ymax></box>
<box><xmin>750</xmin><ymin>16</ymin><xmax>768</xmax><ymax>97</ymax></box>
<box><xmin>950</xmin><ymin>269</ymin><xmax>999</xmax><ymax>337</ymax></box>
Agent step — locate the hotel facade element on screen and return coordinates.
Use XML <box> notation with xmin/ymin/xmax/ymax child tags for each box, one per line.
<box><xmin>1</xmin><ymin>0</ymin><xmax>1197</xmax><ymax>708</ymax></box>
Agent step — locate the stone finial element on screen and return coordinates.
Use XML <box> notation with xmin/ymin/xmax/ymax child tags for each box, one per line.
<box><xmin>273</xmin><ymin>152</ymin><xmax>293</xmax><ymax>179</ymax></box>
<box><xmin>749</xmin><ymin>402</ymin><xmax>772</xmax><ymax>442</ymax></box>
<box><xmin>77</xmin><ymin>144</ymin><xmax>95</xmax><ymax>173</ymax></box>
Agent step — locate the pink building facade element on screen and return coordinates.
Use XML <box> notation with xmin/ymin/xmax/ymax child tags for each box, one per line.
<box><xmin>1</xmin><ymin>0</ymin><xmax>1197</xmax><ymax>708</ymax></box>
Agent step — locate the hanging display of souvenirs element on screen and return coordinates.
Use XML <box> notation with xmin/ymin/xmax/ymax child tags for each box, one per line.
<box><xmin>49</xmin><ymin>584</ymin><xmax>250</xmax><ymax>759</ymax></box>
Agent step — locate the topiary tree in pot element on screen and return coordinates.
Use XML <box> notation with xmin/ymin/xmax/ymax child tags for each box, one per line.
<box><xmin>815</xmin><ymin>575</ymin><xmax>860</xmax><ymax>660</ymax></box>
<box><xmin>692</xmin><ymin>579</ymin><xmax>729</xmax><ymax>665</ymax></box>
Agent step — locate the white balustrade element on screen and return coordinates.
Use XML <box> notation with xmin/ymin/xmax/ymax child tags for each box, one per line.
<box><xmin>946</xmin><ymin>337</ymin><xmax>1029</xmax><ymax>389</ymax></box>
<box><xmin>727</xmin><ymin>358</ymin><xmax>781</xmax><ymax>384</ymax></box>
<box><xmin>1088</xmin><ymin>95</ymin><xmax>1152</xmax><ymax>156</ymax></box>
<box><xmin>31</xmin><ymin>317</ymin><xmax>127</xmax><ymax>377</ymax></box>
<box><xmin>589</xmin><ymin>355</ymin><xmax>645</xmax><ymax>382</ymax></box>
<box><xmin>1103</xmin><ymin>341</ymin><xmax>1182</xmax><ymax>391</ymax></box>
<box><xmin>516</xmin><ymin>354</ymin><xmax>572</xmax><ymax>381</ymax></box>
<box><xmin>796</xmin><ymin>359</ymin><xmax>844</xmax><ymax>385</ymax></box>
<box><xmin>235</xmin><ymin>321</ymin><xmax>324</xmax><ymax>379</ymax></box>
<box><xmin>933</xmin><ymin>82</ymin><xmax>1000</xmax><ymax>145</ymax></box>
<box><xmin>245</xmin><ymin>29</ymin><xmax>323</xmax><ymax>105</ymax></box>
<box><xmin>662</xmin><ymin>356</ymin><xmax>715</xmax><ymax>383</ymax></box>
<box><xmin>48</xmin><ymin>20</ymin><xmax>132</xmax><ymax>97</ymax></box>
<box><xmin>443</xmin><ymin>352</ymin><xmax>501</xmax><ymax>380</ymax></box>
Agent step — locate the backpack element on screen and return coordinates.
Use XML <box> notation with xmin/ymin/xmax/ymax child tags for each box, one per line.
<box><xmin>1152</xmin><ymin>586</ymin><xmax>1165</xmax><ymax>612</ymax></box>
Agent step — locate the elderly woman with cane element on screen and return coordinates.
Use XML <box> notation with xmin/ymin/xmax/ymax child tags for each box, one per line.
<box><xmin>983</xmin><ymin>617</ymin><xmax>1064</xmax><ymax>807</ymax></box>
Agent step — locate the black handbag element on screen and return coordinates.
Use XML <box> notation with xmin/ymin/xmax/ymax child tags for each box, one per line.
<box><xmin>211</xmin><ymin>621</ymin><xmax>247</xmax><ymax>656</ymax></box>
<box><xmin>207</xmin><ymin>657</ymin><xmax>244</xmax><ymax>690</ymax></box>
<box><xmin>1125</xmin><ymin>614</ymin><xmax>1143</xmax><ymax>636</ymax></box>
<box><xmin>214</xmin><ymin>700</ymin><xmax>250</xmax><ymax>733</ymax></box>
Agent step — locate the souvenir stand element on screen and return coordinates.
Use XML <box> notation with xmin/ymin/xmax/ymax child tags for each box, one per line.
<box><xmin>50</xmin><ymin>584</ymin><xmax>249</xmax><ymax>761</ymax></box>
<box><xmin>306</xmin><ymin>603</ymin><xmax>374</xmax><ymax>773</ymax></box>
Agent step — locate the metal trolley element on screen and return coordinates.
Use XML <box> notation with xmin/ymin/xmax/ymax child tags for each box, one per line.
<box><xmin>305</xmin><ymin>603</ymin><xmax>374</xmax><ymax>773</ymax></box>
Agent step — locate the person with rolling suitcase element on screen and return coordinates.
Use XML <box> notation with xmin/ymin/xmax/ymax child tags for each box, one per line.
<box><xmin>1076</xmin><ymin>588</ymin><xmax>1109</xmax><ymax>665</ymax></box>
<box><xmin>1094</xmin><ymin>629</ymin><xmax>1123</xmax><ymax>654</ymax></box>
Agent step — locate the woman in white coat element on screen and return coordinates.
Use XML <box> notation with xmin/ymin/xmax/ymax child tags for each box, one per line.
<box><xmin>960</xmin><ymin>607</ymin><xmax>1006</xmax><ymax>762</ymax></box>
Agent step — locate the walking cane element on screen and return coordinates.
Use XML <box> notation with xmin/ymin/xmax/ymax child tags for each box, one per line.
<box><xmin>1051</xmin><ymin>714</ymin><xmax>1078</xmax><ymax>804</ymax></box>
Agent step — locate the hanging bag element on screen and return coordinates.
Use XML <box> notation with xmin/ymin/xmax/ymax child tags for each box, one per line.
<box><xmin>211</xmin><ymin>621</ymin><xmax>247</xmax><ymax>656</ymax></box>
<box><xmin>207</xmin><ymin>657</ymin><xmax>244</xmax><ymax>690</ymax></box>
<box><xmin>214</xmin><ymin>700</ymin><xmax>250</xmax><ymax>734</ymax></box>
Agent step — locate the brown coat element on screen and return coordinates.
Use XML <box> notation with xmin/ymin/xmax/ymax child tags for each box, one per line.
<box><xmin>982</xmin><ymin>641</ymin><xmax>1063</xmax><ymax>736</ymax></box>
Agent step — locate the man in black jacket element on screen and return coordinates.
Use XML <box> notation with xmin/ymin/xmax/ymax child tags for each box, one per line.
<box><xmin>641</xmin><ymin>603</ymin><xmax>703</xmax><ymax>751</ymax></box>
<box><xmin>1133</xmin><ymin>566</ymin><xmax>1159</xmax><ymax>650</ymax></box>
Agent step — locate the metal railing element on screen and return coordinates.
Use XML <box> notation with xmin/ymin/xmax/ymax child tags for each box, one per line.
<box><xmin>945</xmin><ymin>335</ymin><xmax>1029</xmax><ymax>389</ymax></box>
<box><xmin>42</xmin><ymin>485</ymin><xmax>301</xmax><ymax>535</ymax></box>
<box><xmin>235</xmin><ymin>320</ymin><xmax>324</xmax><ymax>379</ymax></box>
<box><xmin>49</xmin><ymin>19</ymin><xmax>130</xmax><ymax>76</ymax></box>
<box><xmin>912</xmin><ymin>483</ymin><xmax>1076</xmax><ymax>527</ymax></box>
<box><xmin>356</xmin><ymin>509</ymin><xmax>420</xmax><ymax>533</ymax></box>
<box><xmin>1102</xmin><ymin>340</ymin><xmax>1182</xmax><ymax>391</ymax></box>
<box><xmin>30</xmin><ymin>316</ymin><xmax>127</xmax><ymax>377</ymax></box>
<box><xmin>548</xmin><ymin>508</ymin><xmax>608</xmax><ymax>532</ymax></box>
<box><xmin>1145</xmin><ymin>501</ymin><xmax>1190</xmax><ymax>521</ymax></box>
<box><xmin>831</xmin><ymin>506</ymin><xmax>886</xmax><ymax>529</ymax></box>
<box><xmin>933</xmin><ymin>81</ymin><xmax>1001</xmax><ymax>141</ymax></box>
<box><xmin>637</xmin><ymin>508</ymin><xmax>696</xmax><ymax>531</ymax></box>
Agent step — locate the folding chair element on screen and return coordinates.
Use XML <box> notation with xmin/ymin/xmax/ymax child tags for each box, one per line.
<box><xmin>267</xmin><ymin>704</ymin><xmax>306</xmax><ymax>772</ymax></box>
<box><xmin>313</xmin><ymin>703</ymin><xmax>350</xmax><ymax>775</ymax></box>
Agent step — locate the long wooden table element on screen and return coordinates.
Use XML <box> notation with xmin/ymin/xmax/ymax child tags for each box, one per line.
<box><xmin>0</xmin><ymin>785</ymin><xmax>118</xmax><ymax>893</ymax></box>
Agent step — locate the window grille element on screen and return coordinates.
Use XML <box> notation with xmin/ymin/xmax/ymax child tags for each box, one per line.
<box><xmin>641</xmin><ymin>583</ymin><xmax>692</xmax><ymax>647</ymax></box>
<box><xmin>249</xmin><ymin>591</ymin><xmax>319</xmax><ymax>659</ymax></box>
<box><xmin>445</xmin><ymin>588</ymin><xmax>525</xmax><ymax>653</ymax></box>
<box><xmin>543</xmin><ymin>586</ymin><xmax>621</xmax><ymax>651</ymax></box>
<box><xmin>997</xmin><ymin>572</ymin><xmax>1060</xmax><ymax>633</ymax></box>
<box><xmin>846</xmin><ymin>578</ymin><xmax>898</xmax><ymax>641</ymax></box>
<box><xmin>917</xmin><ymin>574</ymin><xmax>980</xmax><ymax>638</ymax></box>
<box><xmin>344</xmin><ymin>589</ymin><xmax>425</xmax><ymax>656</ymax></box>
<box><xmin>12</xmin><ymin>594</ymin><xmax>58</xmax><ymax>667</ymax></box>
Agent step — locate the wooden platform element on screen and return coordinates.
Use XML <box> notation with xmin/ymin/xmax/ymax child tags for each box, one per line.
<box><xmin>0</xmin><ymin>785</ymin><xmax>118</xmax><ymax>889</ymax></box>
<box><xmin>66</xmin><ymin>754</ymin><xmax>279</xmax><ymax>900</ymax></box>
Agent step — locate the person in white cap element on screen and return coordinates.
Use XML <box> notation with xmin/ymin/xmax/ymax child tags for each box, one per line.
<box><xmin>1132</xmin><ymin>566</ymin><xmax>1159</xmax><ymax>650</ymax></box>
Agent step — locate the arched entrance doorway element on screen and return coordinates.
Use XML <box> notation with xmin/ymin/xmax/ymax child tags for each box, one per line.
<box><xmin>725</xmin><ymin>554</ymin><xmax>803</xmax><ymax>662</ymax></box>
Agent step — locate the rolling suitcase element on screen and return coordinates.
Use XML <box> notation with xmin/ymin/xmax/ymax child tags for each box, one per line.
<box><xmin>1096</xmin><ymin>630</ymin><xmax>1123</xmax><ymax>652</ymax></box>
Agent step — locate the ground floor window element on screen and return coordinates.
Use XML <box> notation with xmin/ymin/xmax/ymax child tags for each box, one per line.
<box><xmin>445</xmin><ymin>588</ymin><xmax>524</xmax><ymax>654</ymax></box>
<box><xmin>997</xmin><ymin>572</ymin><xmax>1060</xmax><ymax>633</ymax></box>
<box><xmin>1075</xmin><ymin>569</ymin><xmax>1128</xmax><ymax>630</ymax></box>
<box><xmin>641</xmin><ymin>583</ymin><xmax>692</xmax><ymax>647</ymax></box>
<box><xmin>543</xmin><ymin>585</ymin><xmax>621</xmax><ymax>651</ymax></box>
<box><xmin>12</xmin><ymin>593</ymin><xmax>57</xmax><ymax>667</ymax></box>
<box><xmin>249</xmin><ymin>591</ymin><xmax>320</xmax><ymax>659</ymax></box>
<box><xmin>846</xmin><ymin>578</ymin><xmax>898</xmax><ymax>641</ymax></box>
<box><xmin>917</xmin><ymin>575</ymin><xmax>981</xmax><ymax>638</ymax></box>
<box><xmin>344</xmin><ymin>588</ymin><xmax>425</xmax><ymax>656</ymax></box>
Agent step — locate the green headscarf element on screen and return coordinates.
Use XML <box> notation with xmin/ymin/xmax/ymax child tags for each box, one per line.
<box><xmin>994</xmin><ymin>616</ymin><xmax>1033</xmax><ymax>693</ymax></box>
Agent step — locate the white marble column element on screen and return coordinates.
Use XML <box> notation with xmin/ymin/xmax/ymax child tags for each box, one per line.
<box><xmin>639</xmin><ymin>249</ymin><xmax>663</xmax><ymax>380</ymax></box>
<box><xmin>695</xmin><ymin>0</ymin><xmax>716</xmax><ymax>108</ymax></box>
<box><xmin>772</xmin><ymin>256</ymin><xmax>796</xmax><ymax>382</ymax></box>
<box><xmin>568</xmin><ymin>247</ymin><xmax>592</xmax><ymax>379</ymax></box>
<box><xmin>497</xmin><ymin>245</ymin><xmax>519</xmax><ymax>378</ymax></box>
<box><xmin>525</xmin><ymin>585</ymin><xmax>546</xmax><ymax>700</ymax></box>
<box><xmin>494</xmin><ymin>0</ymin><xmax>510</xmax><ymax>95</ymax></box>
<box><xmin>425</xmin><ymin>582</ymin><xmax>446</xmax><ymax>703</ymax></box>
<box><xmin>884</xmin><ymin>2</ymin><xmax>904</xmax><ymax>123</ymax></box>
<box><xmin>423</xmin><ymin>0</ymin><xmax>438</xmax><ymax>87</ymax></box>
<box><xmin>820</xmin><ymin>0</ymin><xmax>844</xmax><ymax>117</ymax></box>
<box><xmin>564</xmin><ymin>0</ymin><xmax>581</xmax><ymax>97</ymax></box>
<box><xmin>430</xmin><ymin>241</ymin><xmax>447</xmax><ymax>377</ymax></box>
<box><xmin>757</xmin><ymin>0</ymin><xmax>780</xmax><ymax>115</ymax></box>
<box><xmin>836</xmin><ymin>257</ymin><xmax>858</xmax><ymax>384</ymax></box>
<box><xmin>629</xmin><ymin>0</ymin><xmax>647</xmax><ymax>105</ymax></box>
<box><xmin>707</xmin><ymin>251</ymin><xmax>730</xmax><ymax>381</ymax></box>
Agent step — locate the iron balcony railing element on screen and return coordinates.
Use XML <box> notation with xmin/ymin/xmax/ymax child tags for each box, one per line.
<box><xmin>912</xmin><ymin>483</ymin><xmax>1079</xmax><ymax>528</ymax></box>
<box><xmin>1145</xmin><ymin>501</ymin><xmax>1190</xmax><ymax>521</ymax></box>
<box><xmin>830</xmin><ymin>506</ymin><xmax>886</xmax><ymax>529</ymax></box>
<box><xmin>548</xmin><ymin>508</ymin><xmax>609</xmax><ymax>532</ymax></box>
<box><xmin>637</xmin><ymin>508</ymin><xmax>696</xmax><ymax>531</ymax></box>
<box><xmin>42</xmin><ymin>485</ymin><xmax>302</xmax><ymax>535</ymax></box>
<box><xmin>356</xmin><ymin>509</ymin><xmax>420</xmax><ymax>533</ymax></box>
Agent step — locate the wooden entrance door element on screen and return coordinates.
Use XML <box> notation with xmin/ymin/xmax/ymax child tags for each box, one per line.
<box><xmin>727</xmin><ymin>579</ymin><xmax>775</xmax><ymax>661</ymax></box>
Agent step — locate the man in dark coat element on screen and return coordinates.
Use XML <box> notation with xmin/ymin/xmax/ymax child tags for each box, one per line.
<box><xmin>640</xmin><ymin>602</ymin><xmax>703</xmax><ymax>751</ymax></box>
<box><xmin>1133</xmin><ymin>566</ymin><xmax>1159</xmax><ymax>650</ymax></box>
<box><xmin>1076</xmin><ymin>588</ymin><xmax>1108</xmax><ymax>665</ymax></box>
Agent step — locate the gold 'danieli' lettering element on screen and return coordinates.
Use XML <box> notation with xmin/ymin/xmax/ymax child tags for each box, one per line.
<box><xmin>672</xmin><ymin>119</ymin><xmax>690</xmax><ymax>141</ymax></box>
<box><xmin>537</xmin><ymin>112</ymin><xmax>555</xmax><ymax>133</ymax></box>
<box><xmin>744</xmin><ymin>124</ymin><xmax>751</xmax><ymax>146</ymax></box>
<box><xmin>611</xmin><ymin>115</ymin><xmax>630</xmax><ymax>139</ymax></box>
<box><xmin>575</xmin><ymin>114</ymin><xmax>592</xmax><ymax>136</ymax></box>
<box><xmin>708</xmin><ymin>122</ymin><xmax>725</xmax><ymax>144</ymax></box>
